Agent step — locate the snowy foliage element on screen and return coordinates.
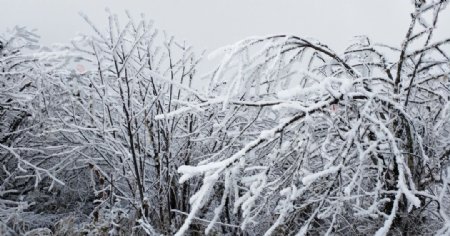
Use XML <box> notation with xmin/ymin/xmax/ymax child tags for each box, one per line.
<box><xmin>173</xmin><ymin>1</ymin><xmax>450</xmax><ymax>235</ymax></box>
<box><xmin>1</xmin><ymin>1</ymin><xmax>450</xmax><ymax>235</ymax></box>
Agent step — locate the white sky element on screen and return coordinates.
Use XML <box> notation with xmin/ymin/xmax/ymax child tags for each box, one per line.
<box><xmin>2</xmin><ymin>0</ymin><xmax>450</xmax><ymax>54</ymax></box>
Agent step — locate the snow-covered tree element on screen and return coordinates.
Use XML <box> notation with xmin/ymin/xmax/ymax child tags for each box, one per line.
<box><xmin>170</xmin><ymin>1</ymin><xmax>450</xmax><ymax>235</ymax></box>
<box><xmin>64</xmin><ymin>11</ymin><xmax>204</xmax><ymax>235</ymax></box>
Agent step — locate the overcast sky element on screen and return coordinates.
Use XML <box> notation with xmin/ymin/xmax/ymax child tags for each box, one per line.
<box><xmin>2</xmin><ymin>0</ymin><xmax>450</xmax><ymax>54</ymax></box>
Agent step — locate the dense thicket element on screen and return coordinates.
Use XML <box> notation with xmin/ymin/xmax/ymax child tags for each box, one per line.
<box><xmin>1</xmin><ymin>1</ymin><xmax>450</xmax><ymax>235</ymax></box>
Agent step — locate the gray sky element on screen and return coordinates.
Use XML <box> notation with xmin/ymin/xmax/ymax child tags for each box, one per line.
<box><xmin>2</xmin><ymin>0</ymin><xmax>450</xmax><ymax>53</ymax></box>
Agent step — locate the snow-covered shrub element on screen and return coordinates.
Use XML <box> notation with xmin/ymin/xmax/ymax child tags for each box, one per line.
<box><xmin>0</xmin><ymin>26</ymin><xmax>66</xmax><ymax>235</ymax></box>
<box><xmin>172</xmin><ymin>1</ymin><xmax>450</xmax><ymax>235</ymax></box>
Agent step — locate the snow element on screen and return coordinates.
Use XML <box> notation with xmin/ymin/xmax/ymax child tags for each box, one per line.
<box><xmin>302</xmin><ymin>165</ymin><xmax>343</xmax><ymax>185</ymax></box>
